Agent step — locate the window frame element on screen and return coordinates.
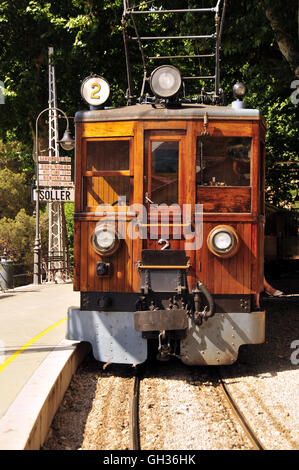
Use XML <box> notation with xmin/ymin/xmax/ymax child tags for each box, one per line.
<box><xmin>145</xmin><ymin>133</ymin><xmax>186</xmax><ymax>208</ymax></box>
<box><xmin>196</xmin><ymin>136</ymin><xmax>253</xmax><ymax>188</ymax></box>
<box><xmin>82</xmin><ymin>137</ymin><xmax>134</xmax><ymax>210</ymax></box>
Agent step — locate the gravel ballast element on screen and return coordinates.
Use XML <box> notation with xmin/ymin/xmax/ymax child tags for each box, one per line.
<box><xmin>43</xmin><ymin>277</ymin><xmax>298</xmax><ymax>451</ymax></box>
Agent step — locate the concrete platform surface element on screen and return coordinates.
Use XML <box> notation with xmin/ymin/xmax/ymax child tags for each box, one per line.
<box><xmin>0</xmin><ymin>282</ymin><xmax>80</xmax><ymax>420</ymax></box>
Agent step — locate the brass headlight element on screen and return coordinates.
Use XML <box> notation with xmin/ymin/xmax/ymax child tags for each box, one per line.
<box><xmin>150</xmin><ymin>65</ymin><xmax>182</xmax><ymax>98</ymax></box>
<box><xmin>91</xmin><ymin>222</ymin><xmax>120</xmax><ymax>256</ymax></box>
<box><xmin>207</xmin><ymin>225</ymin><xmax>239</xmax><ymax>258</ymax></box>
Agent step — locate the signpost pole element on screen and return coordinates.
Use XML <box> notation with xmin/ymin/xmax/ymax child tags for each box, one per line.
<box><xmin>33</xmin><ymin>106</ymin><xmax>74</xmax><ymax>285</ymax></box>
<box><xmin>33</xmin><ymin>117</ymin><xmax>41</xmax><ymax>285</ymax></box>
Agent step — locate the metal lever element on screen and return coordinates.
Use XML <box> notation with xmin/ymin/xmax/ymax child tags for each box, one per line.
<box><xmin>145</xmin><ymin>192</ymin><xmax>154</xmax><ymax>204</ymax></box>
<box><xmin>158</xmin><ymin>238</ymin><xmax>170</xmax><ymax>250</ymax></box>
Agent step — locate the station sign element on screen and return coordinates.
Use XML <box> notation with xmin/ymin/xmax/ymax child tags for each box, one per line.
<box><xmin>37</xmin><ymin>156</ymin><xmax>73</xmax><ymax>188</ymax></box>
<box><xmin>33</xmin><ymin>188</ymin><xmax>74</xmax><ymax>202</ymax></box>
<box><xmin>38</xmin><ymin>156</ymin><xmax>72</xmax><ymax>162</ymax></box>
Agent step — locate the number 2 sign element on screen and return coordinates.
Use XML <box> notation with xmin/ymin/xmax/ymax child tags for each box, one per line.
<box><xmin>80</xmin><ymin>75</ymin><xmax>110</xmax><ymax>107</ymax></box>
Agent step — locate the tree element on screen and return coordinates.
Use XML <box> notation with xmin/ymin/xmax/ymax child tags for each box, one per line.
<box><xmin>265</xmin><ymin>0</ymin><xmax>299</xmax><ymax>78</ymax></box>
<box><xmin>0</xmin><ymin>168</ymin><xmax>33</xmax><ymax>218</ymax></box>
<box><xmin>0</xmin><ymin>0</ymin><xmax>297</xmax><ymax>210</ymax></box>
<box><xmin>0</xmin><ymin>0</ymin><xmax>126</xmax><ymax>155</ymax></box>
<box><xmin>0</xmin><ymin>208</ymin><xmax>48</xmax><ymax>265</ymax></box>
<box><xmin>64</xmin><ymin>202</ymin><xmax>74</xmax><ymax>265</ymax></box>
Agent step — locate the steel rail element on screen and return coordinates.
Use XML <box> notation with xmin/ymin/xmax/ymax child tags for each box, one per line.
<box><xmin>216</xmin><ymin>368</ymin><xmax>265</xmax><ymax>450</ymax></box>
<box><xmin>129</xmin><ymin>373</ymin><xmax>141</xmax><ymax>450</ymax></box>
<box><xmin>128</xmin><ymin>365</ymin><xmax>264</xmax><ymax>450</ymax></box>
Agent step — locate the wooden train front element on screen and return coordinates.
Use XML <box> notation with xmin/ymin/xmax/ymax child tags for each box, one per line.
<box><xmin>67</xmin><ymin>104</ymin><xmax>266</xmax><ymax>365</ymax></box>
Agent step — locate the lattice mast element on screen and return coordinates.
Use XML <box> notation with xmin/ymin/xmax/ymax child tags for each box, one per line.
<box><xmin>48</xmin><ymin>46</ymin><xmax>69</xmax><ymax>282</ymax></box>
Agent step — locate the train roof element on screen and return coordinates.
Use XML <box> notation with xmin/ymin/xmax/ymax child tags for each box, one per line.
<box><xmin>75</xmin><ymin>103</ymin><xmax>263</xmax><ymax>123</ymax></box>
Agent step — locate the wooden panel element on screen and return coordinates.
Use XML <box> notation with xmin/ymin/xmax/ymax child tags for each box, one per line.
<box><xmin>79</xmin><ymin>219</ymin><xmax>135</xmax><ymax>293</ymax></box>
<box><xmin>87</xmin><ymin>221</ymin><xmax>96</xmax><ymax>291</ymax></box>
<box><xmin>194</xmin><ymin>121</ymin><xmax>253</xmax><ymax>137</ymax></box>
<box><xmin>236</xmin><ymin>223</ymin><xmax>245</xmax><ymax>292</ymax></box>
<box><xmin>202</xmin><ymin>213</ymin><xmax>259</xmax><ymax>222</ymax></box>
<box><xmin>197</xmin><ymin>187</ymin><xmax>251</xmax><ymax>213</ymax></box>
<box><xmin>146</xmin><ymin>239</ymin><xmax>184</xmax><ymax>251</ymax></box>
<box><xmin>143</xmin><ymin>121</ymin><xmax>187</xmax><ymax>130</ymax></box>
<box><xmin>82</xmin><ymin>121</ymin><xmax>134</xmax><ymax>137</ymax></box>
<box><xmin>251</xmin><ymin>221</ymin><xmax>264</xmax><ymax>293</ymax></box>
<box><xmin>242</xmin><ymin>223</ymin><xmax>252</xmax><ymax>294</ymax></box>
<box><xmin>79</xmin><ymin>221</ymin><xmax>89</xmax><ymax>291</ymax></box>
<box><xmin>75</xmin><ymin>118</ymin><xmax>264</xmax><ymax>297</ymax></box>
<box><xmin>251</xmin><ymin>122</ymin><xmax>260</xmax><ymax>215</ymax></box>
<box><xmin>85</xmin><ymin>140</ymin><xmax>130</xmax><ymax>171</ymax></box>
<box><xmin>197</xmin><ymin>222</ymin><xmax>214</xmax><ymax>292</ymax></box>
<box><xmin>75</xmin><ymin>124</ymin><xmax>83</xmax><ymax>213</ymax></box>
<box><xmin>258</xmin><ymin>221</ymin><xmax>264</xmax><ymax>291</ymax></box>
<box><xmin>84</xmin><ymin>175</ymin><xmax>130</xmax><ymax>208</ymax></box>
<box><xmin>73</xmin><ymin>220</ymin><xmax>81</xmax><ymax>291</ymax></box>
<box><xmin>184</xmin><ymin>122</ymin><xmax>196</xmax><ymax>290</ymax></box>
<box><xmin>132</xmin><ymin>122</ymin><xmax>144</xmax><ymax>292</ymax></box>
<box><xmin>82</xmin><ymin>137</ymin><xmax>133</xmax><ymax>210</ymax></box>
<box><xmin>197</xmin><ymin>221</ymin><xmax>253</xmax><ymax>294</ymax></box>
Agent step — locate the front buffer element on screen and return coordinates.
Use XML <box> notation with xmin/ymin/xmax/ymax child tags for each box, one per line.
<box><xmin>67</xmin><ymin>250</ymin><xmax>265</xmax><ymax>365</ymax></box>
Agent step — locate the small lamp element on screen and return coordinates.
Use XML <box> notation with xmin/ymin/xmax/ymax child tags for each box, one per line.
<box><xmin>232</xmin><ymin>82</ymin><xmax>247</xmax><ymax>109</ymax></box>
<box><xmin>59</xmin><ymin>129</ymin><xmax>75</xmax><ymax>151</ymax></box>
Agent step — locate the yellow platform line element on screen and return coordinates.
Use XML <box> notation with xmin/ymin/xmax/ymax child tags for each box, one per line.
<box><xmin>0</xmin><ymin>317</ymin><xmax>67</xmax><ymax>373</ymax></box>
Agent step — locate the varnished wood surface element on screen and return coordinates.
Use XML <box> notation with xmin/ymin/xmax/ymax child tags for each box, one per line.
<box><xmin>196</xmin><ymin>222</ymin><xmax>253</xmax><ymax>294</ymax></box>
<box><xmin>79</xmin><ymin>220</ymin><xmax>134</xmax><ymax>293</ymax></box>
<box><xmin>197</xmin><ymin>186</ymin><xmax>251</xmax><ymax>213</ymax></box>
<box><xmin>74</xmin><ymin>117</ymin><xmax>265</xmax><ymax>295</ymax></box>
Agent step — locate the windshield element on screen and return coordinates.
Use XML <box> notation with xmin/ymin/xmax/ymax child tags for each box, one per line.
<box><xmin>196</xmin><ymin>137</ymin><xmax>251</xmax><ymax>187</ymax></box>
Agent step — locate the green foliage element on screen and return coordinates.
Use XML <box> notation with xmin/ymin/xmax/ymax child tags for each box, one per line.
<box><xmin>263</xmin><ymin>99</ymin><xmax>299</xmax><ymax>208</ymax></box>
<box><xmin>0</xmin><ymin>208</ymin><xmax>48</xmax><ymax>264</ymax></box>
<box><xmin>0</xmin><ymin>168</ymin><xmax>33</xmax><ymax>218</ymax></box>
<box><xmin>0</xmin><ymin>139</ymin><xmax>34</xmax><ymax>176</ymax></box>
<box><xmin>64</xmin><ymin>202</ymin><xmax>74</xmax><ymax>265</ymax></box>
<box><xmin>0</xmin><ymin>0</ymin><xmax>297</xmax><ymax>213</ymax></box>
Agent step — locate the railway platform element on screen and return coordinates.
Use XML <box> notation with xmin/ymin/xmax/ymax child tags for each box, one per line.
<box><xmin>0</xmin><ymin>282</ymin><xmax>88</xmax><ymax>450</ymax></box>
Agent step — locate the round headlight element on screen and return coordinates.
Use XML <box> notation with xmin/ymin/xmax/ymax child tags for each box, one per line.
<box><xmin>207</xmin><ymin>225</ymin><xmax>239</xmax><ymax>258</ymax></box>
<box><xmin>233</xmin><ymin>82</ymin><xmax>247</xmax><ymax>99</ymax></box>
<box><xmin>213</xmin><ymin>231</ymin><xmax>232</xmax><ymax>251</ymax></box>
<box><xmin>91</xmin><ymin>223</ymin><xmax>120</xmax><ymax>256</ymax></box>
<box><xmin>150</xmin><ymin>65</ymin><xmax>182</xmax><ymax>98</ymax></box>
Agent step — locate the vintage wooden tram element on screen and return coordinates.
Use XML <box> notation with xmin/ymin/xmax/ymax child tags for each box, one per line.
<box><xmin>67</xmin><ymin>1</ymin><xmax>266</xmax><ymax>365</ymax></box>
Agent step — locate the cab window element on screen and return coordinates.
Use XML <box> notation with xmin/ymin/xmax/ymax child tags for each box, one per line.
<box><xmin>196</xmin><ymin>137</ymin><xmax>251</xmax><ymax>187</ymax></box>
<box><xmin>150</xmin><ymin>140</ymin><xmax>179</xmax><ymax>205</ymax></box>
<box><xmin>83</xmin><ymin>139</ymin><xmax>131</xmax><ymax>208</ymax></box>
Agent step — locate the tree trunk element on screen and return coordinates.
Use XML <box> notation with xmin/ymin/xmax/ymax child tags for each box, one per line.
<box><xmin>265</xmin><ymin>3</ymin><xmax>299</xmax><ymax>78</ymax></box>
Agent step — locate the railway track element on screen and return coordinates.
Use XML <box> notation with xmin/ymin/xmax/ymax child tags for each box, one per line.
<box><xmin>128</xmin><ymin>364</ymin><xmax>265</xmax><ymax>450</ymax></box>
<box><xmin>216</xmin><ymin>368</ymin><xmax>265</xmax><ymax>450</ymax></box>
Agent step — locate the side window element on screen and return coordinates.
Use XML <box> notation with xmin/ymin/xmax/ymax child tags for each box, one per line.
<box><xmin>196</xmin><ymin>137</ymin><xmax>251</xmax><ymax>187</ymax></box>
<box><xmin>83</xmin><ymin>140</ymin><xmax>131</xmax><ymax>208</ymax></box>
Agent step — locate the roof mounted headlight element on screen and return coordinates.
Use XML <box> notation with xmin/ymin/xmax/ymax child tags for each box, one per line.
<box><xmin>232</xmin><ymin>82</ymin><xmax>247</xmax><ymax>109</ymax></box>
<box><xmin>233</xmin><ymin>82</ymin><xmax>247</xmax><ymax>100</ymax></box>
<box><xmin>150</xmin><ymin>65</ymin><xmax>182</xmax><ymax>98</ymax></box>
<box><xmin>207</xmin><ymin>225</ymin><xmax>240</xmax><ymax>259</ymax></box>
<box><xmin>91</xmin><ymin>222</ymin><xmax>121</xmax><ymax>256</ymax></box>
